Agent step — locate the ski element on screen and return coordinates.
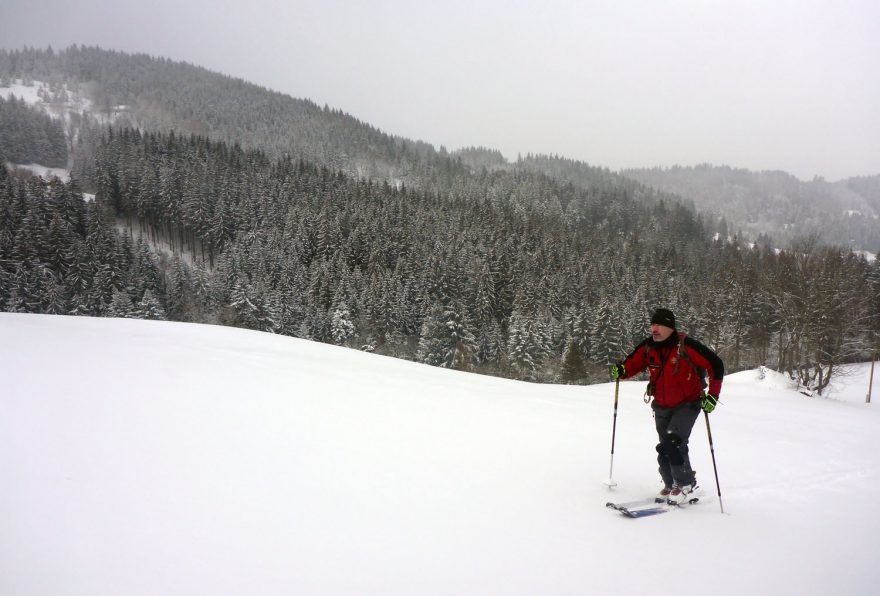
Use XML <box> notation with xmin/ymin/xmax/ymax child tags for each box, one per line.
<box><xmin>619</xmin><ymin>505</ymin><xmax>668</xmax><ymax>518</ymax></box>
<box><xmin>606</xmin><ymin>496</ymin><xmax>699</xmax><ymax>518</ymax></box>
<box><xmin>605</xmin><ymin>497</ymin><xmax>662</xmax><ymax>510</ymax></box>
<box><xmin>606</xmin><ymin>498</ymin><xmax>667</xmax><ymax>519</ymax></box>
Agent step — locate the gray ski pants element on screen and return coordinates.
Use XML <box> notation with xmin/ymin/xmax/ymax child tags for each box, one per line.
<box><xmin>652</xmin><ymin>400</ymin><xmax>701</xmax><ymax>487</ymax></box>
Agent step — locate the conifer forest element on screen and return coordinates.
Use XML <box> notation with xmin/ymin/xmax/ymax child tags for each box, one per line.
<box><xmin>1</xmin><ymin>46</ymin><xmax>878</xmax><ymax>390</ymax></box>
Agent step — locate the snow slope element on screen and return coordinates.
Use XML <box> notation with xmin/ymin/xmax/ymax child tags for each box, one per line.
<box><xmin>0</xmin><ymin>80</ymin><xmax>47</xmax><ymax>106</ymax></box>
<box><xmin>2</xmin><ymin>313</ymin><xmax>879</xmax><ymax>595</ymax></box>
<box><xmin>2</xmin><ymin>162</ymin><xmax>71</xmax><ymax>182</ymax></box>
<box><xmin>0</xmin><ymin>78</ymin><xmax>97</xmax><ymax>121</ymax></box>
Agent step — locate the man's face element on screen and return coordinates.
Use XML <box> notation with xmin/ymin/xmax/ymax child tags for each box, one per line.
<box><xmin>651</xmin><ymin>324</ymin><xmax>675</xmax><ymax>342</ymax></box>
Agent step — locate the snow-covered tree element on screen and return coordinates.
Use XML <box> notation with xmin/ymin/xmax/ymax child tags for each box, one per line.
<box><xmin>136</xmin><ymin>289</ymin><xmax>166</xmax><ymax>320</ymax></box>
<box><xmin>417</xmin><ymin>302</ymin><xmax>477</xmax><ymax>371</ymax></box>
<box><xmin>331</xmin><ymin>301</ymin><xmax>356</xmax><ymax>346</ymax></box>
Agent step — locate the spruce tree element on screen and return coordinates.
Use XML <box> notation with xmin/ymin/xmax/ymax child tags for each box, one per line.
<box><xmin>137</xmin><ymin>289</ymin><xmax>166</xmax><ymax>320</ymax></box>
<box><xmin>561</xmin><ymin>339</ymin><xmax>587</xmax><ymax>384</ymax></box>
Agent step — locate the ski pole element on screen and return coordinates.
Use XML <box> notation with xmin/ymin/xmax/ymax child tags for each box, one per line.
<box><xmin>704</xmin><ymin>410</ymin><xmax>725</xmax><ymax>513</ymax></box>
<box><xmin>603</xmin><ymin>373</ymin><xmax>621</xmax><ymax>488</ymax></box>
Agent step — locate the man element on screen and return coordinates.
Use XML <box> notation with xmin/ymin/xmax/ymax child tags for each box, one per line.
<box><xmin>610</xmin><ymin>308</ymin><xmax>724</xmax><ymax>504</ymax></box>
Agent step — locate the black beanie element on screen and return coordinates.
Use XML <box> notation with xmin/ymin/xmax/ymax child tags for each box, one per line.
<box><xmin>651</xmin><ymin>308</ymin><xmax>676</xmax><ymax>328</ymax></box>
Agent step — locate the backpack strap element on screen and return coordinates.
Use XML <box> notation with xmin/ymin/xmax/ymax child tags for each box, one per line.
<box><xmin>673</xmin><ymin>332</ymin><xmax>687</xmax><ymax>375</ymax></box>
<box><xmin>675</xmin><ymin>331</ymin><xmax>707</xmax><ymax>386</ymax></box>
<box><xmin>643</xmin><ymin>337</ymin><xmax>672</xmax><ymax>403</ymax></box>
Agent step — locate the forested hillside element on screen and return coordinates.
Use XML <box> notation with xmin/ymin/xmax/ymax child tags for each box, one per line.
<box><xmin>2</xmin><ymin>129</ymin><xmax>877</xmax><ymax>389</ymax></box>
<box><xmin>0</xmin><ymin>94</ymin><xmax>68</xmax><ymax>167</ymax></box>
<box><xmin>1</xmin><ymin>45</ymin><xmax>878</xmax><ymax>389</ymax></box>
<box><xmin>0</xmin><ymin>46</ymin><xmax>462</xmax><ymax>187</ymax></box>
<box><xmin>4</xmin><ymin>46</ymin><xmax>878</xmax><ymax>252</ymax></box>
<box><xmin>457</xmin><ymin>151</ymin><xmax>880</xmax><ymax>253</ymax></box>
<box><xmin>624</xmin><ymin>165</ymin><xmax>880</xmax><ymax>252</ymax></box>
<box><xmin>0</xmin><ymin>166</ymin><xmax>166</xmax><ymax>319</ymax></box>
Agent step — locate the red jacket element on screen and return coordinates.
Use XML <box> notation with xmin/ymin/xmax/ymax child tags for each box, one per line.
<box><xmin>621</xmin><ymin>332</ymin><xmax>724</xmax><ymax>408</ymax></box>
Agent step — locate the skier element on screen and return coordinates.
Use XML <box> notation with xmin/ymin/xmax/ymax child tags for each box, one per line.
<box><xmin>610</xmin><ymin>308</ymin><xmax>724</xmax><ymax>504</ymax></box>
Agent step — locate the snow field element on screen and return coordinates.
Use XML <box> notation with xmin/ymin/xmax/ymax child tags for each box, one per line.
<box><xmin>1</xmin><ymin>313</ymin><xmax>879</xmax><ymax>595</ymax></box>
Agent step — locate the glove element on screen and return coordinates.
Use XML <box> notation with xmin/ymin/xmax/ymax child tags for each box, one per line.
<box><xmin>702</xmin><ymin>392</ymin><xmax>719</xmax><ymax>413</ymax></box>
<box><xmin>610</xmin><ymin>363</ymin><xmax>625</xmax><ymax>380</ymax></box>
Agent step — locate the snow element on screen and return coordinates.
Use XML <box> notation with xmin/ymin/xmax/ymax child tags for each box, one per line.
<box><xmin>4</xmin><ymin>162</ymin><xmax>71</xmax><ymax>182</ymax></box>
<box><xmin>0</xmin><ymin>78</ymin><xmax>94</xmax><ymax>117</ymax></box>
<box><xmin>0</xmin><ymin>80</ymin><xmax>45</xmax><ymax>106</ymax></box>
<box><xmin>1</xmin><ymin>312</ymin><xmax>879</xmax><ymax>596</ymax></box>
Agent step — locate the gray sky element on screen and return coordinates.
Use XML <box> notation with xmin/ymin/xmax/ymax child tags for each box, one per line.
<box><xmin>2</xmin><ymin>0</ymin><xmax>878</xmax><ymax>181</ymax></box>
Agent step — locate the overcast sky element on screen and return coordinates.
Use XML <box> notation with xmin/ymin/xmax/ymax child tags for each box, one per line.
<box><xmin>1</xmin><ymin>0</ymin><xmax>878</xmax><ymax>181</ymax></box>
